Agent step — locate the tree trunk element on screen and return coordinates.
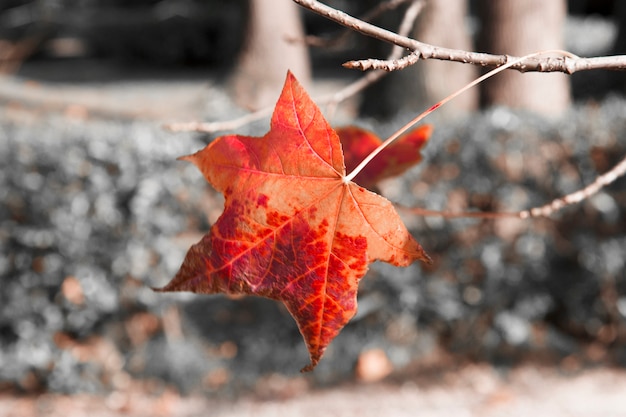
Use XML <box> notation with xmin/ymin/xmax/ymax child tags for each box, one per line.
<box><xmin>232</xmin><ymin>0</ymin><xmax>311</xmax><ymax>110</ymax></box>
<box><xmin>478</xmin><ymin>0</ymin><xmax>570</xmax><ymax>116</ymax></box>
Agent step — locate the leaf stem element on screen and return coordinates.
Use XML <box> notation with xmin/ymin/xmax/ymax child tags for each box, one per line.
<box><xmin>344</xmin><ymin>49</ymin><xmax>579</xmax><ymax>183</ymax></box>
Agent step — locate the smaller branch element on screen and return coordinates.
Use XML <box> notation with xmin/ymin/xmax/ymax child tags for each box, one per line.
<box><xmin>292</xmin><ymin>0</ymin><xmax>414</xmax><ymax>48</ymax></box>
<box><xmin>362</xmin><ymin>0</ymin><xmax>415</xmax><ymax>20</ymax></box>
<box><xmin>401</xmin><ymin>153</ymin><xmax>626</xmax><ymax>220</ymax></box>
<box><xmin>343</xmin><ymin>50</ymin><xmax>421</xmax><ymax>72</ymax></box>
<box><xmin>519</xmin><ymin>153</ymin><xmax>626</xmax><ymax>218</ymax></box>
<box><xmin>324</xmin><ymin>0</ymin><xmax>423</xmax><ymax>117</ymax></box>
<box><xmin>321</xmin><ymin>71</ymin><xmax>380</xmax><ymax>119</ymax></box>
<box><xmin>299</xmin><ymin>34</ymin><xmax>347</xmax><ymax>49</ymax></box>
<box><xmin>164</xmin><ymin>106</ymin><xmax>273</xmax><ymax>134</ymax></box>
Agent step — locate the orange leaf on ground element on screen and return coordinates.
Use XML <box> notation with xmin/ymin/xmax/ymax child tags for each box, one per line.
<box><xmin>338</xmin><ymin>124</ymin><xmax>432</xmax><ymax>188</ymax></box>
<box><xmin>155</xmin><ymin>72</ymin><xmax>430</xmax><ymax>371</ymax></box>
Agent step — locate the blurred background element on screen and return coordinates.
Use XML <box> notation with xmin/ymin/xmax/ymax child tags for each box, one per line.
<box><xmin>1</xmin><ymin>1</ymin><xmax>625</xmax><ymax>415</ymax></box>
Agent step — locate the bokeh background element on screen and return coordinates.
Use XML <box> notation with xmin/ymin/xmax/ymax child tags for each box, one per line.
<box><xmin>1</xmin><ymin>1</ymin><xmax>625</xmax><ymax>415</ymax></box>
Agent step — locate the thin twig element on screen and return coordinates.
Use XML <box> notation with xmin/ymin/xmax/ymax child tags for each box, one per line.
<box><xmin>400</xmin><ymin>153</ymin><xmax>626</xmax><ymax>220</ymax></box>
<box><xmin>361</xmin><ymin>0</ymin><xmax>415</xmax><ymax>22</ymax></box>
<box><xmin>293</xmin><ymin>0</ymin><xmax>626</xmax><ymax>73</ymax></box>
<box><xmin>343</xmin><ymin>50</ymin><xmax>421</xmax><ymax>72</ymax></box>
<box><xmin>520</xmin><ymin>153</ymin><xmax>626</xmax><ymax>218</ymax></box>
<box><xmin>164</xmin><ymin>106</ymin><xmax>274</xmax><ymax>133</ymax></box>
<box><xmin>296</xmin><ymin>0</ymin><xmax>414</xmax><ymax>48</ymax></box>
<box><xmin>323</xmin><ymin>0</ymin><xmax>424</xmax><ymax>117</ymax></box>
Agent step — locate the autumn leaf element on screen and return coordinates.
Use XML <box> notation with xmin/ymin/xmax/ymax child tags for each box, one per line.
<box><xmin>155</xmin><ymin>71</ymin><xmax>430</xmax><ymax>371</ymax></box>
<box><xmin>338</xmin><ymin>124</ymin><xmax>432</xmax><ymax>188</ymax></box>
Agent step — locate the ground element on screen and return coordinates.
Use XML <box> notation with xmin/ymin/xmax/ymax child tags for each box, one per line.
<box><xmin>2</xmin><ymin>365</ymin><xmax>626</xmax><ymax>416</ymax></box>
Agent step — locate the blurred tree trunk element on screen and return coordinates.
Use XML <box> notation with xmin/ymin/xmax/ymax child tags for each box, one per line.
<box><xmin>478</xmin><ymin>0</ymin><xmax>571</xmax><ymax>116</ymax></box>
<box><xmin>232</xmin><ymin>0</ymin><xmax>311</xmax><ymax>110</ymax></box>
<box><xmin>361</xmin><ymin>0</ymin><xmax>476</xmax><ymax>119</ymax></box>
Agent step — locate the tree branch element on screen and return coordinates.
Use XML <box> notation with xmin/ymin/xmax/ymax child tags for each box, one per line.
<box><xmin>400</xmin><ymin>153</ymin><xmax>626</xmax><ymax>220</ymax></box>
<box><xmin>165</xmin><ymin>107</ymin><xmax>273</xmax><ymax>134</ymax></box>
<box><xmin>293</xmin><ymin>0</ymin><xmax>626</xmax><ymax>74</ymax></box>
<box><xmin>323</xmin><ymin>0</ymin><xmax>424</xmax><ymax>117</ymax></box>
<box><xmin>294</xmin><ymin>0</ymin><xmax>414</xmax><ymax>48</ymax></box>
<box><xmin>519</xmin><ymin>153</ymin><xmax>626</xmax><ymax>218</ymax></box>
<box><xmin>343</xmin><ymin>51</ymin><xmax>421</xmax><ymax>72</ymax></box>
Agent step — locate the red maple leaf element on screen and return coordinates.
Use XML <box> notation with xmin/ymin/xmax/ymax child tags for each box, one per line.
<box><xmin>156</xmin><ymin>72</ymin><xmax>430</xmax><ymax>371</ymax></box>
<box><xmin>338</xmin><ymin>124</ymin><xmax>432</xmax><ymax>188</ymax></box>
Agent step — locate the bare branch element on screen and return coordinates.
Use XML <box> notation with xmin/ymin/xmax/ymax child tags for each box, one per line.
<box><xmin>295</xmin><ymin>0</ymin><xmax>414</xmax><ymax>48</ymax></box>
<box><xmin>361</xmin><ymin>0</ymin><xmax>415</xmax><ymax>20</ymax></box>
<box><xmin>323</xmin><ymin>0</ymin><xmax>424</xmax><ymax>117</ymax></box>
<box><xmin>519</xmin><ymin>153</ymin><xmax>626</xmax><ymax>218</ymax></box>
<box><xmin>400</xmin><ymin>153</ymin><xmax>626</xmax><ymax>220</ymax></box>
<box><xmin>343</xmin><ymin>50</ymin><xmax>421</xmax><ymax>71</ymax></box>
<box><xmin>293</xmin><ymin>0</ymin><xmax>626</xmax><ymax>73</ymax></box>
<box><xmin>164</xmin><ymin>107</ymin><xmax>273</xmax><ymax>133</ymax></box>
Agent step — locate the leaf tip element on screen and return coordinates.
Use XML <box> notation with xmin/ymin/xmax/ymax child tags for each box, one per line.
<box><xmin>177</xmin><ymin>154</ymin><xmax>195</xmax><ymax>163</ymax></box>
<box><xmin>418</xmin><ymin>123</ymin><xmax>434</xmax><ymax>139</ymax></box>
<box><xmin>300</xmin><ymin>362</ymin><xmax>317</xmax><ymax>373</ymax></box>
<box><xmin>285</xmin><ymin>69</ymin><xmax>298</xmax><ymax>86</ymax></box>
